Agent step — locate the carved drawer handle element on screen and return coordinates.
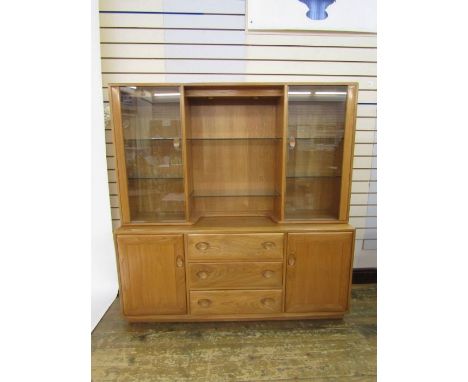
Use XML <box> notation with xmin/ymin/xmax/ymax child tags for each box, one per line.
<box><xmin>262</xmin><ymin>270</ymin><xmax>274</xmax><ymax>278</ymax></box>
<box><xmin>261</xmin><ymin>298</ymin><xmax>275</xmax><ymax>307</ymax></box>
<box><xmin>262</xmin><ymin>241</ymin><xmax>276</xmax><ymax>250</ymax></box>
<box><xmin>288</xmin><ymin>255</ymin><xmax>296</xmax><ymax>266</ymax></box>
<box><xmin>176</xmin><ymin>256</ymin><xmax>184</xmax><ymax>268</ymax></box>
<box><xmin>195</xmin><ymin>242</ymin><xmax>210</xmax><ymax>251</ymax></box>
<box><xmin>196</xmin><ymin>271</ymin><xmax>208</xmax><ymax>280</ymax></box>
<box><xmin>197</xmin><ymin>299</ymin><xmax>212</xmax><ymax>308</ymax></box>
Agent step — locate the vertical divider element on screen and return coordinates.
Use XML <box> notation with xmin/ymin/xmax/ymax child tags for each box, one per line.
<box><xmin>339</xmin><ymin>84</ymin><xmax>358</xmax><ymax>221</ymax></box>
<box><xmin>279</xmin><ymin>85</ymin><xmax>289</xmax><ymax>222</ymax></box>
<box><xmin>110</xmin><ymin>86</ymin><xmax>131</xmax><ymax>224</ymax></box>
<box><xmin>179</xmin><ymin>85</ymin><xmax>192</xmax><ymax>222</ymax></box>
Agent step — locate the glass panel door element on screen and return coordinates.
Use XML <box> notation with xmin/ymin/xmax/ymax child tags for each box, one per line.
<box><xmin>285</xmin><ymin>85</ymin><xmax>348</xmax><ymax>220</ymax></box>
<box><xmin>119</xmin><ymin>86</ymin><xmax>185</xmax><ymax>222</ymax></box>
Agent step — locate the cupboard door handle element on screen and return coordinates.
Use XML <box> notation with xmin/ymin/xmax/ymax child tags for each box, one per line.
<box><xmin>288</xmin><ymin>256</ymin><xmax>296</xmax><ymax>266</ymax></box>
<box><xmin>197</xmin><ymin>299</ymin><xmax>211</xmax><ymax>308</ymax></box>
<box><xmin>196</xmin><ymin>271</ymin><xmax>208</xmax><ymax>280</ymax></box>
<box><xmin>195</xmin><ymin>242</ymin><xmax>210</xmax><ymax>251</ymax></box>
<box><xmin>262</xmin><ymin>270</ymin><xmax>274</xmax><ymax>278</ymax></box>
<box><xmin>261</xmin><ymin>298</ymin><xmax>275</xmax><ymax>307</ymax></box>
<box><xmin>176</xmin><ymin>256</ymin><xmax>184</xmax><ymax>268</ymax></box>
<box><xmin>262</xmin><ymin>241</ymin><xmax>276</xmax><ymax>250</ymax></box>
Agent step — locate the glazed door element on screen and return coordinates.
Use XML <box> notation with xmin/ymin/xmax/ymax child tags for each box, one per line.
<box><xmin>285</xmin><ymin>232</ymin><xmax>353</xmax><ymax>313</ymax></box>
<box><xmin>117</xmin><ymin>235</ymin><xmax>186</xmax><ymax>316</ymax></box>
<box><xmin>114</xmin><ymin>86</ymin><xmax>186</xmax><ymax>223</ymax></box>
<box><xmin>285</xmin><ymin>85</ymin><xmax>353</xmax><ymax>220</ymax></box>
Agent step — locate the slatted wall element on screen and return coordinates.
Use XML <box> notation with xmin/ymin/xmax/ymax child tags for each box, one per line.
<box><xmin>99</xmin><ymin>0</ymin><xmax>377</xmax><ymax>268</ymax></box>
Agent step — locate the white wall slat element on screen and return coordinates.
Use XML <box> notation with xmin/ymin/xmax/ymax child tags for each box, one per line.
<box><xmin>246</xmin><ymin>33</ymin><xmax>376</xmax><ymax>48</ymax></box>
<box><xmin>99</xmin><ymin>0</ymin><xmax>245</xmax><ymax>14</ymax></box>
<box><xmin>100</xmin><ymin>28</ymin><xmax>376</xmax><ymax>48</ymax></box>
<box><xmin>356</xmin><ymin>228</ymin><xmax>377</xmax><ymax>240</ymax></box>
<box><xmin>352</xmin><ymin>169</ymin><xmax>375</xmax><ymax>181</ymax></box>
<box><xmin>356</xmin><ymin>104</ymin><xmax>377</xmax><ymax>117</ymax></box>
<box><xmin>363</xmin><ymin>240</ymin><xmax>377</xmax><ymax>250</ymax></box>
<box><xmin>350</xmin><ymin>205</ymin><xmax>376</xmax><ymax>217</ymax></box>
<box><xmin>111</xmin><ymin>208</ymin><xmax>121</xmax><ymax>220</ymax></box>
<box><xmin>353</xmin><ymin>157</ymin><xmax>373</xmax><ymax>169</ymax></box>
<box><xmin>349</xmin><ymin>217</ymin><xmax>377</xmax><ymax>228</ymax></box>
<box><xmin>100</xmin><ymin>14</ymin><xmax>245</xmax><ymax>29</ymax></box>
<box><xmin>107</xmin><ymin>169</ymin><xmax>117</xmax><ymax>182</ymax></box>
<box><xmin>108</xmin><ymin>183</ymin><xmax>118</xmax><ymax>195</ymax></box>
<box><xmin>100</xmin><ymin>29</ymin><xmax>246</xmax><ymax>44</ymax></box>
<box><xmin>351</xmin><ymin>181</ymin><xmax>372</xmax><ymax>193</ymax></box>
<box><xmin>356</xmin><ymin>117</ymin><xmax>376</xmax><ymax>130</ymax></box>
<box><xmin>100</xmin><ymin>43</ymin><xmax>376</xmax><ymax>62</ymax></box>
<box><xmin>101</xmin><ymin>58</ymin><xmax>376</xmax><ymax>76</ymax></box>
<box><xmin>355</xmin><ymin>130</ymin><xmax>377</xmax><ymax>143</ymax></box>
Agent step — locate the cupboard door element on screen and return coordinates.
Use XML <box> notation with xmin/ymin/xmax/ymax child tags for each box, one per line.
<box><xmin>117</xmin><ymin>235</ymin><xmax>186</xmax><ymax>316</ymax></box>
<box><xmin>285</xmin><ymin>85</ymin><xmax>351</xmax><ymax>220</ymax></box>
<box><xmin>285</xmin><ymin>232</ymin><xmax>353</xmax><ymax>313</ymax></box>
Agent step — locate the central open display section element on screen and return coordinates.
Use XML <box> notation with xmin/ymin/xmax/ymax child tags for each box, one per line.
<box><xmin>185</xmin><ymin>86</ymin><xmax>284</xmax><ymax>221</ymax></box>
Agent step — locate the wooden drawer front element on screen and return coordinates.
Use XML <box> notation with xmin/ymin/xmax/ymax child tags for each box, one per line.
<box><xmin>187</xmin><ymin>233</ymin><xmax>284</xmax><ymax>261</ymax></box>
<box><xmin>189</xmin><ymin>262</ymin><xmax>283</xmax><ymax>289</ymax></box>
<box><xmin>190</xmin><ymin>290</ymin><xmax>283</xmax><ymax>315</ymax></box>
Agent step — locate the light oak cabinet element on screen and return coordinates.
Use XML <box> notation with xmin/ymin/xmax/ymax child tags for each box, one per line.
<box><xmin>110</xmin><ymin>83</ymin><xmax>357</xmax><ymax>322</ymax></box>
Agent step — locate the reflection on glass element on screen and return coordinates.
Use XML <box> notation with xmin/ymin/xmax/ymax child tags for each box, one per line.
<box><xmin>285</xmin><ymin>85</ymin><xmax>347</xmax><ymax>220</ymax></box>
<box><xmin>120</xmin><ymin>86</ymin><xmax>185</xmax><ymax>222</ymax></box>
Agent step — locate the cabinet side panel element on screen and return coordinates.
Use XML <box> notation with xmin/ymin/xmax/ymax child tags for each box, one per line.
<box><xmin>110</xmin><ymin>86</ymin><xmax>131</xmax><ymax>223</ymax></box>
<box><xmin>339</xmin><ymin>84</ymin><xmax>358</xmax><ymax>220</ymax></box>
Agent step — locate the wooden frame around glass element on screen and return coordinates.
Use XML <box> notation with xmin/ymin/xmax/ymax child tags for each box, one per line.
<box><xmin>109</xmin><ymin>83</ymin><xmax>357</xmax><ymax>225</ymax></box>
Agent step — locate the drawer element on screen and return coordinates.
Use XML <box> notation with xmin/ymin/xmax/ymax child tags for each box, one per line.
<box><xmin>187</xmin><ymin>233</ymin><xmax>284</xmax><ymax>261</ymax></box>
<box><xmin>188</xmin><ymin>262</ymin><xmax>283</xmax><ymax>289</ymax></box>
<box><xmin>190</xmin><ymin>290</ymin><xmax>283</xmax><ymax>315</ymax></box>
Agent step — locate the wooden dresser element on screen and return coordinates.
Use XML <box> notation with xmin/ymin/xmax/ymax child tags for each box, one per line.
<box><xmin>110</xmin><ymin>83</ymin><xmax>357</xmax><ymax>322</ymax></box>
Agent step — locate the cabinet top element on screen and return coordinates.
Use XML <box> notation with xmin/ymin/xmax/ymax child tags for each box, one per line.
<box><xmin>108</xmin><ymin>82</ymin><xmax>359</xmax><ymax>88</ymax></box>
<box><xmin>115</xmin><ymin>217</ymin><xmax>355</xmax><ymax>235</ymax></box>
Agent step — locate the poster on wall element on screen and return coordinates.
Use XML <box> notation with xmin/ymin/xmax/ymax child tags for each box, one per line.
<box><xmin>247</xmin><ymin>0</ymin><xmax>376</xmax><ymax>33</ymax></box>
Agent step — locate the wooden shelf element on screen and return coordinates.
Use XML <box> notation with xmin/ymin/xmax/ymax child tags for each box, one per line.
<box><xmin>130</xmin><ymin>211</ymin><xmax>186</xmax><ymax>222</ymax></box>
<box><xmin>185</xmin><ymin>86</ymin><xmax>283</xmax><ymax>98</ymax></box>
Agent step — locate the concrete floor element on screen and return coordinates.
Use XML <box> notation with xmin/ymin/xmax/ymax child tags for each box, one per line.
<box><xmin>92</xmin><ymin>284</ymin><xmax>376</xmax><ymax>381</ymax></box>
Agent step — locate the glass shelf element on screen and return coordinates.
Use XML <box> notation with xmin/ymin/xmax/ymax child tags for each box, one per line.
<box><xmin>191</xmin><ymin>191</ymin><xmax>280</xmax><ymax>198</ymax></box>
<box><xmin>188</xmin><ymin>137</ymin><xmax>281</xmax><ymax>140</ymax></box>
<box><xmin>127</xmin><ymin>176</ymin><xmax>184</xmax><ymax>180</ymax></box>
<box><xmin>290</xmin><ymin>137</ymin><xmax>343</xmax><ymax>140</ymax></box>
<box><xmin>286</xmin><ymin>175</ymin><xmax>341</xmax><ymax>178</ymax></box>
<box><xmin>125</xmin><ymin>137</ymin><xmax>179</xmax><ymax>141</ymax></box>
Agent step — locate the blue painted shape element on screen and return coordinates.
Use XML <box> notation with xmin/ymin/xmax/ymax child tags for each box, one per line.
<box><xmin>298</xmin><ymin>0</ymin><xmax>336</xmax><ymax>20</ymax></box>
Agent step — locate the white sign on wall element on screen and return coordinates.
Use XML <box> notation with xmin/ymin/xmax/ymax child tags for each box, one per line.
<box><xmin>247</xmin><ymin>0</ymin><xmax>376</xmax><ymax>33</ymax></box>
